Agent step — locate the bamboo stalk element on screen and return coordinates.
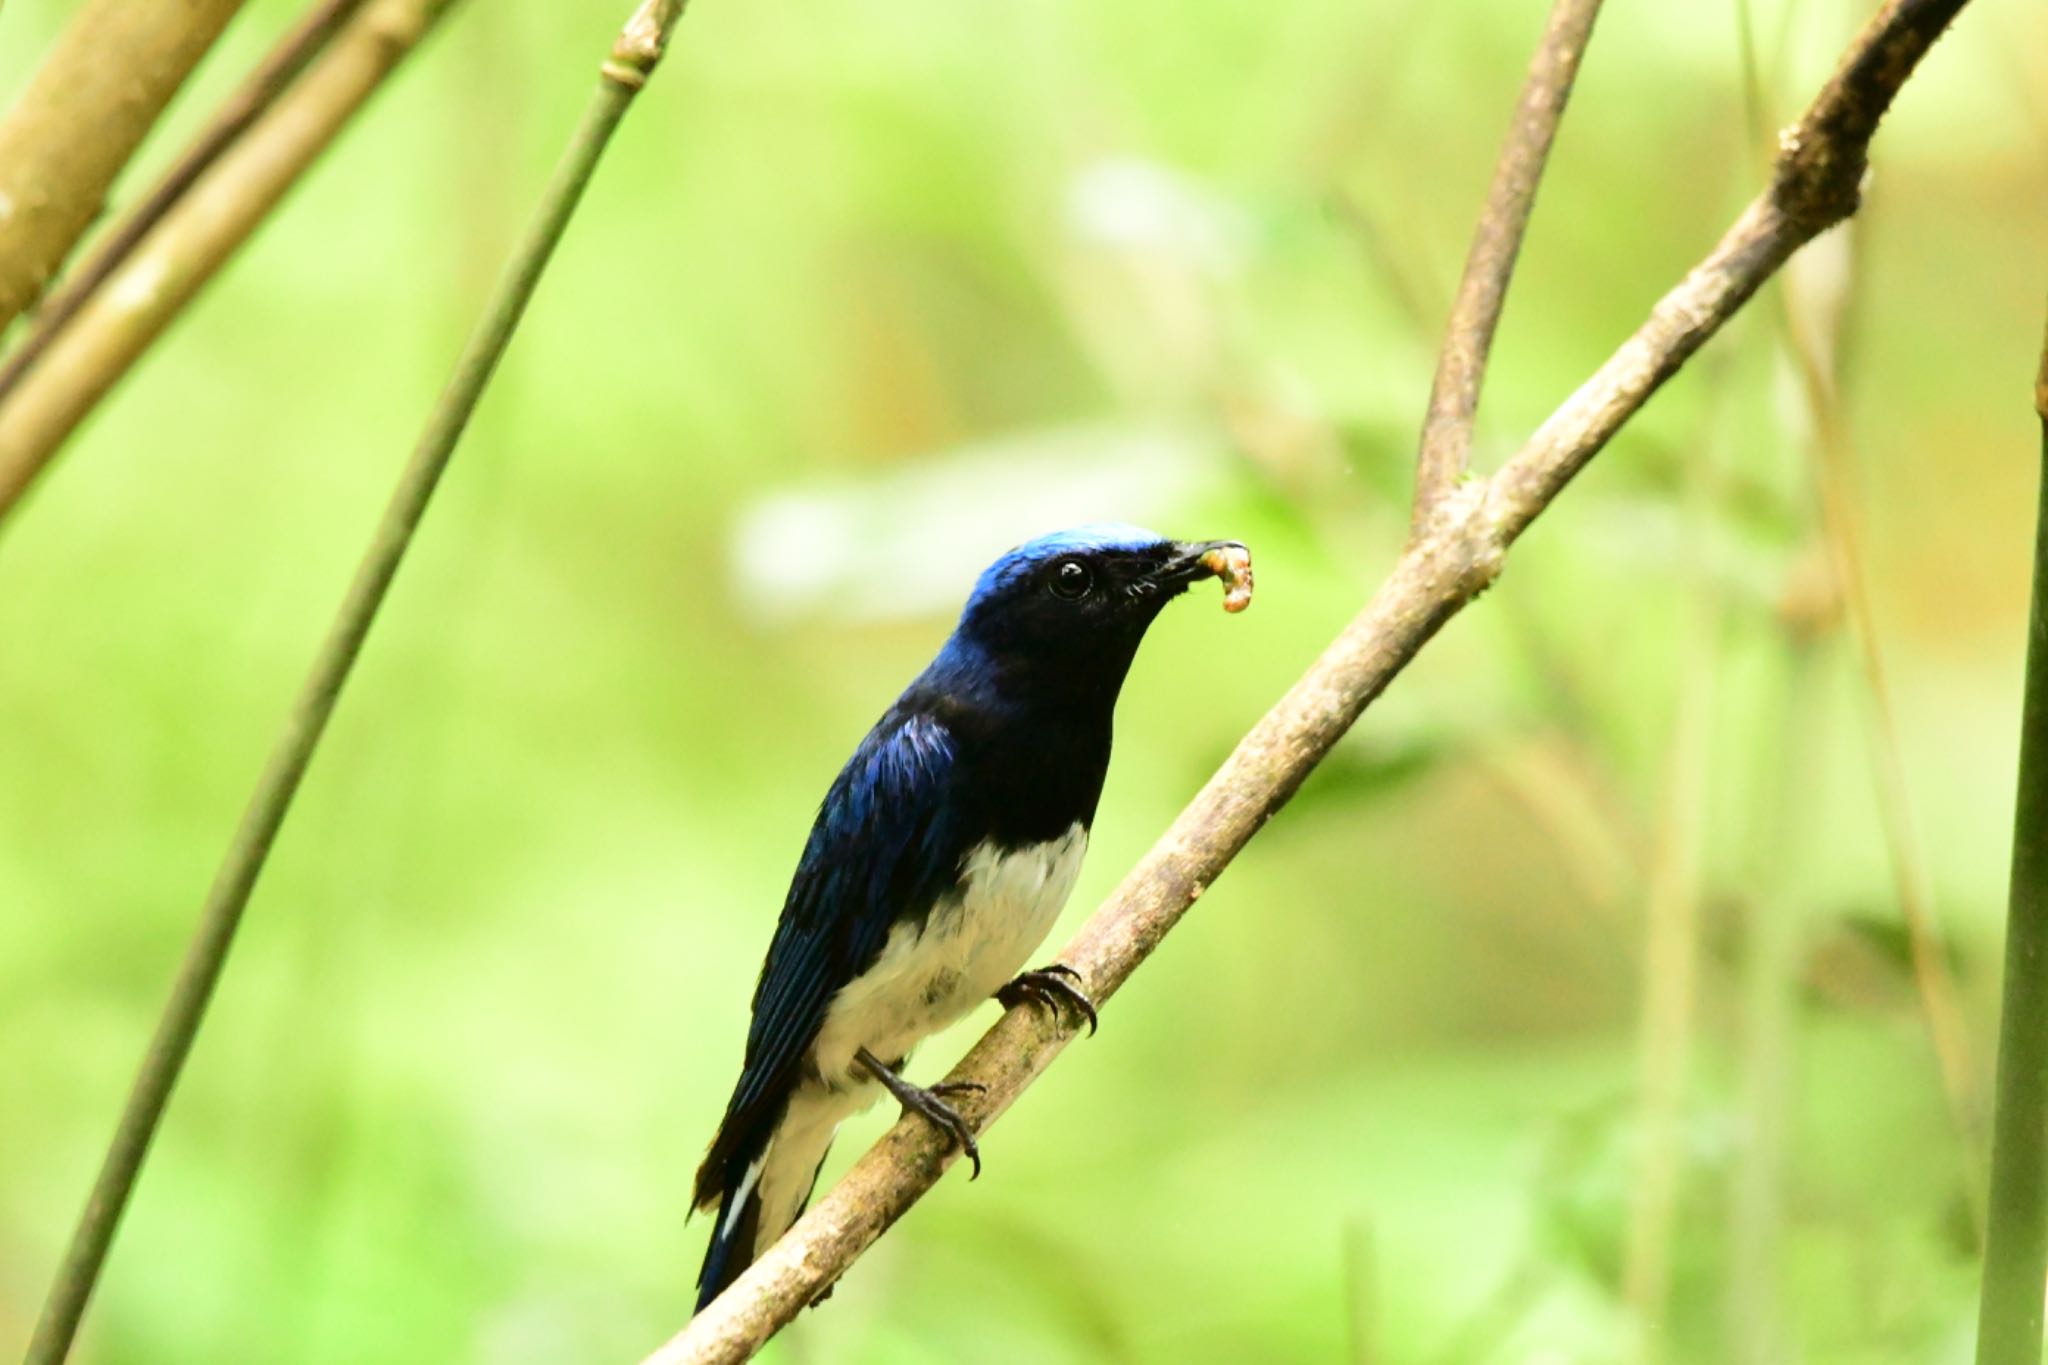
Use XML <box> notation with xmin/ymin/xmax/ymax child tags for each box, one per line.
<box><xmin>0</xmin><ymin>0</ymin><xmax>461</xmax><ymax>521</ymax></box>
<box><xmin>0</xmin><ymin>0</ymin><xmax>246</xmax><ymax>333</ymax></box>
<box><xmin>1973</xmin><ymin>310</ymin><xmax>2048</xmax><ymax>1364</ymax></box>
<box><xmin>22</xmin><ymin>3</ymin><xmax>688</xmax><ymax>1360</ymax></box>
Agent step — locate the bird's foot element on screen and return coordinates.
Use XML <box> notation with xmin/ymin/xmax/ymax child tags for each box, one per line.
<box><xmin>855</xmin><ymin>1047</ymin><xmax>982</xmax><ymax>1179</ymax></box>
<box><xmin>997</xmin><ymin>963</ymin><xmax>1099</xmax><ymax>1036</ymax></box>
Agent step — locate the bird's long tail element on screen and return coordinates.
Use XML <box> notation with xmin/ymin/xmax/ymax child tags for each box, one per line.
<box><xmin>694</xmin><ymin>1086</ymin><xmax>845</xmax><ymax>1314</ymax></box>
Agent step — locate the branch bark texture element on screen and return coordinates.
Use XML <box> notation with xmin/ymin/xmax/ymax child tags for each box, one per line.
<box><xmin>0</xmin><ymin>0</ymin><xmax>245</xmax><ymax>334</ymax></box>
<box><xmin>0</xmin><ymin>0</ymin><xmax>460</xmax><ymax>521</ymax></box>
<box><xmin>650</xmin><ymin>2</ymin><xmax>1970</xmax><ymax>1361</ymax></box>
<box><xmin>22</xmin><ymin>2</ymin><xmax>687</xmax><ymax>1360</ymax></box>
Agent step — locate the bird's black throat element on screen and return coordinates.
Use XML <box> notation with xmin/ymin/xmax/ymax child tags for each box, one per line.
<box><xmin>906</xmin><ymin>667</ymin><xmax>1118</xmax><ymax>852</ymax></box>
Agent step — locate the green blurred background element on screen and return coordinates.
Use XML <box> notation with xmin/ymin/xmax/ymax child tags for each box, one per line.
<box><xmin>2</xmin><ymin>0</ymin><xmax>2046</xmax><ymax>1359</ymax></box>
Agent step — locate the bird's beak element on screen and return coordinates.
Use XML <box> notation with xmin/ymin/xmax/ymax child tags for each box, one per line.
<box><xmin>1151</xmin><ymin>539</ymin><xmax>1254</xmax><ymax>612</ymax></box>
<box><xmin>1156</xmin><ymin>539</ymin><xmax>1246</xmax><ymax>586</ymax></box>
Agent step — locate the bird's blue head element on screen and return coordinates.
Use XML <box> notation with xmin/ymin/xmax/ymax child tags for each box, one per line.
<box><xmin>946</xmin><ymin>523</ymin><xmax>1244</xmax><ymax>704</ymax></box>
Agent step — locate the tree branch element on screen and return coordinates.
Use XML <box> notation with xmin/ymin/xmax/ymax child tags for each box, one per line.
<box><xmin>649</xmin><ymin>2</ymin><xmax>1971</xmax><ymax>1361</ymax></box>
<box><xmin>0</xmin><ymin>0</ymin><xmax>369</xmax><ymax>410</ymax></box>
<box><xmin>0</xmin><ymin>0</ymin><xmax>462</xmax><ymax>522</ymax></box>
<box><xmin>1412</xmin><ymin>0</ymin><xmax>1603</xmax><ymax>527</ymax></box>
<box><xmin>0</xmin><ymin>0</ymin><xmax>246</xmax><ymax>335</ymax></box>
<box><xmin>22</xmin><ymin>3</ymin><xmax>688</xmax><ymax>1360</ymax></box>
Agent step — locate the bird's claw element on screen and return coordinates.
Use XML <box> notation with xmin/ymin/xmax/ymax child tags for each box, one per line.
<box><xmin>997</xmin><ymin>963</ymin><xmax>1099</xmax><ymax>1036</ymax></box>
<box><xmin>856</xmin><ymin>1048</ymin><xmax>983</xmax><ymax>1179</ymax></box>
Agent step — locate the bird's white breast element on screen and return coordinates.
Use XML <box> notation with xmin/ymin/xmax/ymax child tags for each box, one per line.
<box><xmin>810</xmin><ymin>823</ymin><xmax>1088</xmax><ymax>1087</ymax></box>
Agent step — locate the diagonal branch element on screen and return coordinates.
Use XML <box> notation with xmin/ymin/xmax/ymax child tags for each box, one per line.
<box><xmin>1412</xmin><ymin>0</ymin><xmax>1604</xmax><ymax>527</ymax></box>
<box><xmin>22</xmin><ymin>3</ymin><xmax>689</xmax><ymax>1361</ymax></box>
<box><xmin>0</xmin><ymin>0</ymin><xmax>246</xmax><ymax>335</ymax></box>
<box><xmin>0</xmin><ymin>0</ymin><xmax>369</xmax><ymax>409</ymax></box>
<box><xmin>0</xmin><ymin>0</ymin><xmax>462</xmax><ymax>523</ymax></box>
<box><xmin>649</xmin><ymin>2</ymin><xmax>1970</xmax><ymax>1361</ymax></box>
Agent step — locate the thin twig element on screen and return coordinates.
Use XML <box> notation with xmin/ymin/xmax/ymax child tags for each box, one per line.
<box><xmin>1621</xmin><ymin>373</ymin><xmax>1727</xmax><ymax>1356</ymax></box>
<box><xmin>1331</xmin><ymin>187</ymin><xmax>1444</xmax><ymax>344</ymax></box>
<box><xmin>1732</xmin><ymin>0</ymin><xmax>1981</xmax><ymax>1202</ymax></box>
<box><xmin>1973</xmin><ymin>307</ymin><xmax>2048</xmax><ymax>1365</ymax></box>
<box><xmin>0</xmin><ymin>0</ymin><xmax>462</xmax><ymax>522</ymax></box>
<box><xmin>1779</xmin><ymin>231</ymin><xmax>1986</xmax><ymax>1228</ymax></box>
<box><xmin>1728</xmin><ymin>602</ymin><xmax>1827</xmax><ymax>1365</ymax></box>
<box><xmin>1411</xmin><ymin>0</ymin><xmax>1604</xmax><ymax>526</ymax></box>
<box><xmin>1488</xmin><ymin>0</ymin><xmax>1965</xmax><ymax>531</ymax></box>
<box><xmin>0</xmin><ymin>0</ymin><xmax>367</xmax><ymax>407</ymax></box>
<box><xmin>651</xmin><ymin>3</ymin><xmax>1970</xmax><ymax>1360</ymax></box>
<box><xmin>22</xmin><ymin>3</ymin><xmax>688</xmax><ymax>1360</ymax></box>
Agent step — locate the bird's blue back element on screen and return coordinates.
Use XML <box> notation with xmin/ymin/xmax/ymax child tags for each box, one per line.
<box><xmin>695</xmin><ymin>627</ymin><xmax>1118</xmax><ymax>1200</ymax></box>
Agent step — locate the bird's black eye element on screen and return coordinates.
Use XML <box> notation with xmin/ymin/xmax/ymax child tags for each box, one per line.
<box><xmin>1048</xmin><ymin>559</ymin><xmax>1093</xmax><ymax>600</ymax></box>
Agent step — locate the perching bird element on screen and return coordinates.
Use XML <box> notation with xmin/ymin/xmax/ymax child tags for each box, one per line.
<box><xmin>692</xmin><ymin>524</ymin><xmax>1251</xmax><ymax>1311</ymax></box>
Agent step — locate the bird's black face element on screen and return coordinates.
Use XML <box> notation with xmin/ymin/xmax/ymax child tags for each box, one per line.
<box><xmin>954</xmin><ymin>527</ymin><xmax>1243</xmax><ymax>702</ymax></box>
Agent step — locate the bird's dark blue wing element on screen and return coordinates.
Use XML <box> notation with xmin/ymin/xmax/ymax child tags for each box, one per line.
<box><xmin>692</xmin><ymin>706</ymin><xmax>970</xmax><ymax>1209</ymax></box>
